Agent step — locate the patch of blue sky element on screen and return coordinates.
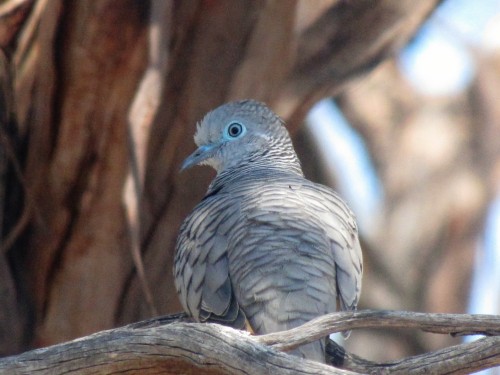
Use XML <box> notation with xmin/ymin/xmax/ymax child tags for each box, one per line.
<box><xmin>434</xmin><ymin>0</ymin><xmax>500</xmax><ymax>44</ymax></box>
<box><xmin>398</xmin><ymin>0</ymin><xmax>500</xmax><ymax>96</ymax></box>
<box><xmin>398</xmin><ymin>28</ymin><xmax>474</xmax><ymax>96</ymax></box>
<box><xmin>464</xmin><ymin>195</ymin><xmax>500</xmax><ymax>375</ymax></box>
<box><xmin>306</xmin><ymin>99</ymin><xmax>383</xmax><ymax>238</ymax></box>
<box><xmin>468</xmin><ymin>195</ymin><xmax>500</xmax><ymax>317</ymax></box>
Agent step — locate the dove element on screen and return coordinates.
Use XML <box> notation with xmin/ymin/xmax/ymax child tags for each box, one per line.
<box><xmin>174</xmin><ymin>100</ymin><xmax>362</xmax><ymax>362</ymax></box>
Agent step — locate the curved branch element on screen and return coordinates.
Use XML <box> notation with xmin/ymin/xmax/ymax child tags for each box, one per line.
<box><xmin>0</xmin><ymin>323</ymin><xmax>354</xmax><ymax>375</ymax></box>
<box><xmin>326</xmin><ymin>336</ymin><xmax>500</xmax><ymax>374</ymax></box>
<box><xmin>290</xmin><ymin>0</ymin><xmax>442</xmax><ymax>95</ymax></box>
<box><xmin>256</xmin><ymin>310</ymin><xmax>500</xmax><ymax>350</ymax></box>
<box><xmin>275</xmin><ymin>0</ymin><xmax>443</xmax><ymax>130</ymax></box>
<box><xmin>0</xmin><ymin>310</ymin><xmax>498</xmax><ymax>374</ymax></box>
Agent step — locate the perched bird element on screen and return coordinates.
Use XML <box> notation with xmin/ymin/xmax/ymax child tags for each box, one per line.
<box><xmin>174</xmin><ymin>100</ymin><xmax>362</xmax><ymax>363</ymax></box>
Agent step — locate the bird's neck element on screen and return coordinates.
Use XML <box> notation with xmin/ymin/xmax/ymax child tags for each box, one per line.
<box><xmin>207</xmin><ymin>154</ymin><xmax>303</xmax><ymax>195</ymax></box>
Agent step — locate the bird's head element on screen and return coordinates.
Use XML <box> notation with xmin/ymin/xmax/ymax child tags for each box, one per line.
<box><xmin>181</xmin><ymin>100</ymin><xmax>298</xmax><ymax>174</ymax></box>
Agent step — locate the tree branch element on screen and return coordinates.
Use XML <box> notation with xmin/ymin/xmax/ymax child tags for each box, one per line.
<box><xmin>0</xmin><ymin>321</ymin><xmax>355</xmax><ymax>375</ymax></box>
<box><xmin>0</xmin><ymin>310</ymin><xmax>498</xmax><ymax>374</ymax></box>
<box><xmin>326</xmin><ymin>336</ymin><xmax>500</xmax><ymax>374</ymax></box>
<box><xmin>256</xmin><ymin>310</ymin><xmax>500</xmax><ymax>350</ymax></box>
<box><xmin>275</xmin><ymin>0</ymin><xmax>443</xmax><ymax>130</ymax></box>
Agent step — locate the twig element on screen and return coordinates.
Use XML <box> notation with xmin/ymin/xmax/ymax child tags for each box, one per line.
<box><xmin>12</xmin><ymin>0</ymin><xmax>48</xmax><ymax>68</ymax></box>
<box><xmin>122</xmin><ymin>0</ymin><xmax>171</xmax><ymax>315</ymax></box>
<box><xmin>0</xmin><ymin>0</ymin><xmax>32</xmax><ymax>16</ymax></box>
<box><xmin>256</xmin><ymin>309</ymin><xmax>500</xmax><ymax>350</ymax></box>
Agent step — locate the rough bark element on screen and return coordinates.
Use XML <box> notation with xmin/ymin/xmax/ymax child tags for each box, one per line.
<box><xmin>1</xmin><ymin>310</ymin><xmax>498</xmax><ymax>375</ymax></box>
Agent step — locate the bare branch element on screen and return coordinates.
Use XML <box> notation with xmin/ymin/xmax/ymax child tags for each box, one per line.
<box><xmin>256</xmin><ymin>310</ymin><xmax>500</xmax><ymax>350</ymax></box>
<box><xmin>0</xmin><ymin>322</ymin><xmax>355</xmax><ymax>375</ymax></box>
<box><xmin>275</xmin><ymin>0</ymin><xmax>443</xmax><ymax>129</ymax></box>
<box><xmin>326</xmin><ymin>336</ymin><xmax>500</xmax><ymax>374</ymax></box>
<box><xmin>0</xmin><ymin>310</ymin><xmax>498</xmax><ymax>374</ymax></box>
<box><xmin>290</xmin><ymin>0</ymin><xmax>442</xmax><ymax>95</ymax></box>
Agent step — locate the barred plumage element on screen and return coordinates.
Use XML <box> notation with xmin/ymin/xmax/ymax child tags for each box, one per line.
<box><xmin>174</xmin><ymin>100</ymin><xmax>363</xmax><ymax>363</ymax></box>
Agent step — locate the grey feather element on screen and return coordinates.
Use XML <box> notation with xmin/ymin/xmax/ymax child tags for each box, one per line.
<box><xmin>174</xmin><ymin>100</ymin><xmax>363</xmax><ymax>362</ymax></box>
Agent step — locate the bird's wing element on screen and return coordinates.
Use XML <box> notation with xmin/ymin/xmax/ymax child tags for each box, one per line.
<box><xmin>232</xmin><ymin>178</ymin><xmax>362</xmax><ymax>315</ymax></box>
<box><xmin>174</xmin><ymin>194</ymin><xmax>246</xmax><ymax>328</ymax></box>
<box><xmin>298</xmin><ymin>182</ymin><xmax>363</xmax><ymax>312</ymax></box>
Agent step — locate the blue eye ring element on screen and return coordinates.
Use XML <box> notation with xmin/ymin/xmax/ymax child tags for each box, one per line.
<box><xmin>226</xmin><ymin>122</ymin><xmax>245</xmax><ymax>138</ymax></box>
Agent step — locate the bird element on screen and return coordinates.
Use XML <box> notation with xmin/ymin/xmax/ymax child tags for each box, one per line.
<box><xmin>174</xmin><ymin>99</ymin><xmax>363</xmax><ymax>363</ymax></box>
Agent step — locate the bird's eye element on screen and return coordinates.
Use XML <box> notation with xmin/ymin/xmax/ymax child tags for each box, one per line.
<box><xmin>226</xmin><ymin>122</ymin><xmax>245</xmax><ymax>138</ymax></box>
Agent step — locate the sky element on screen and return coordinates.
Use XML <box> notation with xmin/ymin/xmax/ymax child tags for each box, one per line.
<box><xmin>306</xmin><ymin>100</ymin><xmax>382</xmax><ymax>239</ymax></box>
<box><xmin>400</xmin><ymin>0</ymin><xmax>500</xmax><ymax>96</ymax></box>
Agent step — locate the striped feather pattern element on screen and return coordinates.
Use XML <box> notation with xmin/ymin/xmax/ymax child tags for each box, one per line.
<box><xmin>174</xmin><ymin>100</ymin><xmax>362</xmax><ymax>363</ymax></box>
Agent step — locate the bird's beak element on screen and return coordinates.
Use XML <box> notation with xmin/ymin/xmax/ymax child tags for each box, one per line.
<box><xmin>180</xmin><ymin>144</ymin><xmax>216</xmax><ymax>171</ymax></box>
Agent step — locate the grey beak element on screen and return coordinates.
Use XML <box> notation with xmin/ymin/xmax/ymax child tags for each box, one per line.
<box><xmin>180</xmin><ymin>144</ymin><xmax>216</xmax><ymax>171</ymax></box>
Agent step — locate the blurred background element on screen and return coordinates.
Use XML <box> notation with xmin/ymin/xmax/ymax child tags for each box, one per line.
<box><xmin>301</xmin><ymin>0</ymin><xmax>500</xmax><ymax>368</ymax></box>
<box><xmin>0</xmin><ymin>0</ymin><xmax>498</xmax><ymax>371</ymax></box>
